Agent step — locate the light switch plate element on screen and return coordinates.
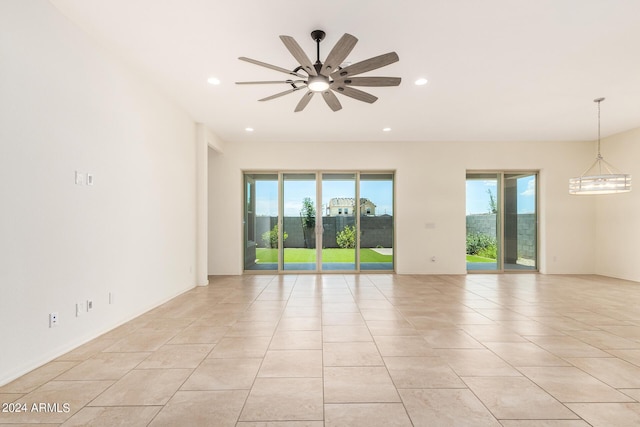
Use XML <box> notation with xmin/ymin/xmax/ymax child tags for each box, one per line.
<box><xmin>76</xmin><ymin>302</ymin><xmax>85</xmax><ymax>317</ymax></box>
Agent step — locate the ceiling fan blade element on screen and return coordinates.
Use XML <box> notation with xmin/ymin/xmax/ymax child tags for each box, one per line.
<box><xmin>332</xmin><ymin>86</ymin><xmax>378</xmax><ymax>103</ymax></box>
<box><xmin>294</xmin><ymin>91</ymin><xmax>315</xmax><ymax>112</ymax></box>
<box><xmin>331</xmin><ymin>52</ymin><xmax>399</xmax><ymax>79</ymax></box>
<box><xmin>333</xmin><ymin>77</ymin><xmax>401</xmax><ymax>87</ymax></box>
<box><xmin>321</xmin><ymin>33</ymin><xmax>358</xmax><ymax>76</ymax></box>
<box><xmin>258</xmin><ymin>85</ymin><xmax>307</xmax><ymax>102</ymax></box>
<box><xmin>239</xmin><ymin>57</ymin><xmax>307</xmax><ymax>79</ymax></box>
<box><xmin>322</xmin><ymin>90</ymin><xmax>342</xmax><ymax>111</ymax></box>
<box><xmin>279</xmin><ymin>35</ymin><xmax>317</xmax><ymax>76</ymax></box>
<box><xmin>236</xmin><ymin>80</ymin><xmax>305</xmax><ymax>85</ymax></box>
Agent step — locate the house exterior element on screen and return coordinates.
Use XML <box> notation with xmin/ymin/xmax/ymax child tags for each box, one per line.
<box><xmin>327</xmin><ymin>198</ymin><xmax>376</xmax><ymax>216</ymax></box>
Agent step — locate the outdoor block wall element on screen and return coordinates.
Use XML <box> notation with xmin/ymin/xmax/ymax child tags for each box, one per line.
<box><xmin>466</xmin><ymin>214</ymin><xmax>498</xmax><ymax>238</ymax></box>
<box><xmin>516</xmin><ymin>214</ymin><xmax>536</xmax><ymax>260</ymax></box>
<box><xmin>360</xmin><ymin>216</ymin><xmax>394</xmax><ymax>248</ymax></box>
<box><xmin>254</xmin><ymin>216</ymin><xmax>393</xmax><ymax>248</ymax></box>
<box><xmin>466</xmin><ymin>213</ymin><xmax>536</xmax><ymax>259</ymax></box>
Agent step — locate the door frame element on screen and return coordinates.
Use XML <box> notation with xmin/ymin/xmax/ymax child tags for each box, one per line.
<box><xmin>466</xmin><ymin>170</ymin><xmax>539</xmax><ymax>273</ymax></box>
<box><xmin>243</xmin><ymin>170</ymin><xmax>395</xmax><ymax>274</ymax></box>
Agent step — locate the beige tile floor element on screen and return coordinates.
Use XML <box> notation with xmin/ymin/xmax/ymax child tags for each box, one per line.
<box><xmin>2</xmin><ymin>274</ymin><xmax>640</xmax><ymax>426</ymax></box>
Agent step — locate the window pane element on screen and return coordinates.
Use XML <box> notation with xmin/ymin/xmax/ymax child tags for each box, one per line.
<box><xmin>244</xmin><ymin>173</ymin><xmax>278</xmax><ymax>271</ymax></box>
<box><xmin>504</xmin><ymin>173</ymin><xmax>537</xmax><ymax>270</ymax></box>
<box><xmin>360</xmin><ymin>173</ymin><xmax>393</xmax><ymax>271</ymax></box>
<box><xmin>283</xmin><ymin>173</ymin><xmax>317</xmax><ymax>271</ymax></box>
<box><xmin>466</xmin><ymin>174</ymin><xmax>499</xmax><ymax>271</ymax></box>
<box><xmin>322</xmin><ymin>173</ymin><xmax>356</xmax><ymax>271</ymax></box>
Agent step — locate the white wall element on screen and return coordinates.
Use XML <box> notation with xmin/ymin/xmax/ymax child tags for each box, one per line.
<box><xmin>595</xmin><ymin>128</ymin><xmax>640</xmax><ymax>282</ymax></box>
<box><xmin>0</xmin><ymin>0</ymin><xmax>197</xmax><ymax>385</ymax></box>
<box><xmin>208</xmin><ymin>139</ymin><xmax>598</xmax><ymax>276</ymax></box>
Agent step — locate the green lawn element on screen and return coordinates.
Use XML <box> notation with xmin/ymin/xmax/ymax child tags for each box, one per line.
<box><xmin>255</xmin><ymin>248</ymin><xmax>392</xmax><ymax>264</ymax></box>
<box><xmin>255</xmin><ymin>248</ymin><xmax>279</xmax><ymax>263</ymax></box>
<box><xmin>466</xmin><ymin>254</ymin><xmax>496</xmax><ymax>263</ymax></box>
<box><xmin>257</xmin><ymin>249</ymin><xmax>490</xmax><ymax>264</ymax></box>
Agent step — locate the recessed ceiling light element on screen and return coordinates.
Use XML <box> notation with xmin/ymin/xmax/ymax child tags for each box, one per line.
<box><xmin>383</xmin><ymin>127</ymin><xmax>392</xmax><ymax>132</ymax></box>
<box><xmin>207</xmin><ymin>77</ymin><xmax>221</xmax><ymax>85</ymax></box>
<box><xmin>245</xmin><ymin>127</ymin><xmax>254</xmax><ymax>132</ymax></box>
<box><xmin>414</xmin><ymin>78</ymin><xmax>428</xmax><ymax>86</ymax></box>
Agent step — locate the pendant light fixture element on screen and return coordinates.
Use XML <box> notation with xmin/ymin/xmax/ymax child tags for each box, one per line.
<box><xmin>569</xmin><ymin>98</ymin><xmax>632</xmax><ymax>195</ymax></box>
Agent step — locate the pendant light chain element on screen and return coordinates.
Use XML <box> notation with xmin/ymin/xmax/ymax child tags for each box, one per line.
<box><xmin>594</xmin><ymin>97</ymin><xmax>606</xmax><ymax>175</ymax></box>
<box><xmin>596</xmin><ymin>98</ymin><xmax>602</xmax><ymax>160</ymax></box>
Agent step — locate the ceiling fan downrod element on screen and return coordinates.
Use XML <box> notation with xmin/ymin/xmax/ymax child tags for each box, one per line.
<box><xmin>310</xmin><ymin>29</ymin><xmax>326</xmax><ymax>66</ymax></box>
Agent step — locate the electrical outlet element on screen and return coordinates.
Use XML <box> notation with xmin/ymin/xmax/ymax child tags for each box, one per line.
<box><xmin>87</xmin><ymin>300</ymin><xmax>93</xmax><ymax>311</ymax></box>
<box><xmin>49</xmin><ymin>312</ymin><xmax>58</xmax><ymax>328</ymax></box>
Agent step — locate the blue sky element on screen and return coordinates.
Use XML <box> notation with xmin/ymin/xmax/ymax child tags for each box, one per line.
<box><xmin>253</xmin><ymin>175</ymin><xmax>535</xmax><ymax>217</ymax></box>
<box><xmin>254</xmin><ymin>178</ymin><xmax>393</xmax><ymax>217</ymax></box>
<box><xmin>466</xmin><ymin>176</ymin><xmax>536</xmax><ymax>215</ymax></box>
<box><xmin>255</xmin><ymin>180</ymin><xmax>279</xmax><ymax>216</ymax></box>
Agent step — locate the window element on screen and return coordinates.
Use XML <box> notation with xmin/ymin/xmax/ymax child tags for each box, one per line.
<box><xmin>466</xmin><ymin>171</ymin><xmax>538</xmax><ymax>272</ymax></box>
<box><xmin>243</xmin><ymin>171</ymin><xmax>394</xmax><ymax>272</ymax></box>
<box><xmin>243</xmin><ymin>174</ymin><xmax>279</xmax><ymax>271</ymax></box>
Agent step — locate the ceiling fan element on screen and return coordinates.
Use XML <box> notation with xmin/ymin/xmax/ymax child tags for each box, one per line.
<box><xmin>236</xmin><ymin>30</ymin><xmax>401</xmax><ymax>112</ymax></box>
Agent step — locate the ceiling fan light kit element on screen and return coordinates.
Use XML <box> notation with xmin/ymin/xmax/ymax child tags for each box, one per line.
<box><xmin>569</xmin><ymin>98</ymin><xmax>632</xmax><ymax>195</ymax></box>
<box><xmin>237</xmin><ymin>30</ymin><xmax>401</xmax><ymax>112</ymax></box>
<box><xmin>307</xmin><ymin>75</ymin><xmax>330</xmax><ymax>92</ymax></box>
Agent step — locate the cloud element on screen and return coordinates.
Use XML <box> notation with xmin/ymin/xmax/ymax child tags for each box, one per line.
<box><xmin>256</xmin><ymin>198</ymin><xmax>278</xmax><ymax>216</ymax></box>
<box><xmin>283</xmin><ymin>201</ymin><xmax>303</xmax><ymax>216</ymax></box>
<box><xmin>521</xmin><ymin>179</ymin><xmax>536</xmax><ymax>196</ymax></box>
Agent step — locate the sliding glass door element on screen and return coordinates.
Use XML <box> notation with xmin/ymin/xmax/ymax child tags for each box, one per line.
<box><xmin>322</xmin><ymin>173</ymin><xmax>357</xmax><ymax>271</ymax></box>
<box><xmin>283</xmin><ymin>173</ymin><xmax>317</xmax><ymax>271</ymax></box>
<box><xmin>360</xmin><ymin>173</ymin><xmax>394</xmax><ymax>270</ymax></box>
<box><xmin>466</xmin><ymin>172</ymin><xmax>537</xmax><ymax>272</ymax></box>
<box><xmin>465</xmin><ymin>174</ymin><xmax>500</xmax><ymax>271</ymax></box>
<box><xmin>503</xmin><ymin>173</ymin><xmax>537</xmax><ymax>271</ymax></box>
<box><xmin>243</xmin><ymin>171</ymin><xmax>394</xmax><ymax>273</ymax></box>
<box><xmin>244</xmin><ymin>174</ymin><xmax>279</xmax><ymax>271</ymax></box>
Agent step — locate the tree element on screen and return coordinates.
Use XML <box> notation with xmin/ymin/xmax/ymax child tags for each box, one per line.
<box><xmin>487</xmin><ymin>189</ymin><xmax>497</xmax><ymax>214</ymax></box>
<box><xmin>261</xmin><ymin>224</ymin><xmax>287</xmax><ymax>248</ymax></box>
<box><xmin>336</xmin><ymin>225</ymin><xmax>356</xmax><ymax>249</ymax></box>
<box><xmin>300</xmin><ymin>197</ymin><xmax>315</xmax><ymax>229</ymax></box>
<box><xmin>300</xmin><ymin>197</ymin><xmax>316</xmax><ymax>248</ymax></box>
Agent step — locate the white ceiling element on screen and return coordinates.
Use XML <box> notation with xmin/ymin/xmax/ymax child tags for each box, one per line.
<box><xmin>50</xmin><ymin>0</ymin><xmax>640</xmax><ymax>144</ymax></box>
